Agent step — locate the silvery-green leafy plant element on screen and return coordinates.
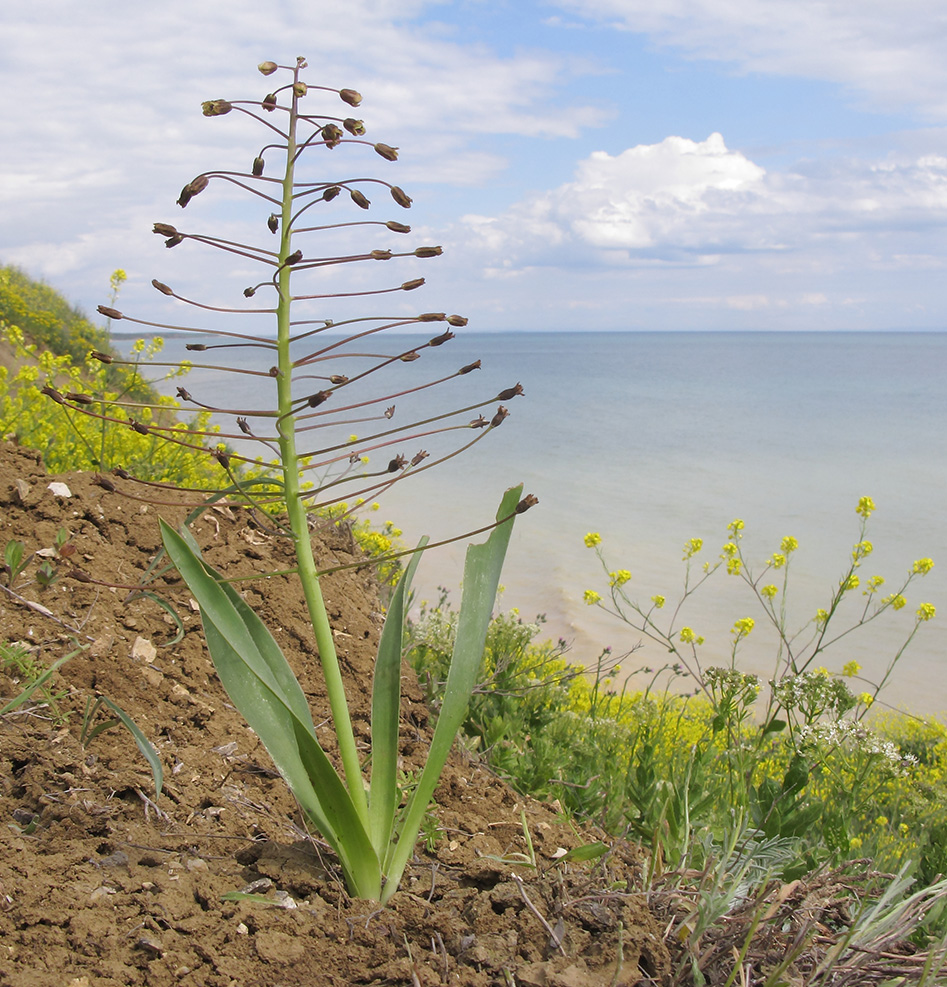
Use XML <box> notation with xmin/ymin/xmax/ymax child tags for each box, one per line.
<box><xmin>54</xmin><ymin>57</ymin><xmax>533</xmax><ymax>903</ymax></box>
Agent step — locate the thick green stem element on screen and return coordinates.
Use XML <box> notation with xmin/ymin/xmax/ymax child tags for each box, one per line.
<box><xmin>274</xmin><ymin>75</ymin><xmax>369</xmax><ymax>825</ymax></box>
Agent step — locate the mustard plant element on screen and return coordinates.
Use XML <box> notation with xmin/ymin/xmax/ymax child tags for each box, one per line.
<box><xmin>50</xmin><ymin>58</ymin><xmax>533</xmax><ymax>903</ymax></box>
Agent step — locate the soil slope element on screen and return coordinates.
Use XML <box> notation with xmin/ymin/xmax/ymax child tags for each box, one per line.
<box><xmin>0</xmin><ymin>441</ymin><xmax>670</xmax><ymax>987</ymax></box>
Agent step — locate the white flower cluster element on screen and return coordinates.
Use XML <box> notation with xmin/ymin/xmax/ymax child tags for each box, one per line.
<box><xmin>796</xmin><ymin>720</ymin><xmax>918</xmax><ymax>773</ymax></box>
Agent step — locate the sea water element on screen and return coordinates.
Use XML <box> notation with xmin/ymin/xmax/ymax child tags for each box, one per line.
<box><xmin>124</xmin><ymin>331</ymin><xmax>947</xmax><ymax>714</ymax></box>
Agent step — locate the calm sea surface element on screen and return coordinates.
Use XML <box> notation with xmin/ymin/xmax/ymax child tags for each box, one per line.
<box><xmin>126</xmin><ymin>331</ymin><xmax>947</xmax><ymax>714</ymax></box>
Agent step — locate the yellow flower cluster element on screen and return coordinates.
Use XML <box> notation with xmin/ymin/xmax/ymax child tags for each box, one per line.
<box><xmin>584</xmin><ymin>532</ymin><xmax>602</xmax><ymax>548</ymax></box>
<box><xmin>842</xmin><ymin>661</ymin><xmax>861</xmax><ymax>678</ymax></box>
<box><xmin>682</xmin><ymin>537</ymin><xmax>703</xmax><ymax>560</ymax></box>
<box><xmin>781</xmin><ymin>535</ymin><xmax>799</xmax><ymax>554</ymax></box>
<box><xmin>916</xmin><ymin>602</ymin><xmax>936</xmax><ymax>622</ymax></box>
<box><xmin>731</xmin><ymin>617</ymin><xmax>755</xmax><ymax>638</ymax></box>
<box><xmin>608</xmin><ymin>569</ymin><xmax>632</xmax><ymax>587</ymax></box>
<box><xmin>679</xmin><ymin>626</ymin><xmax>704</xmax><ymax>645</ymax></box>
<box><xmin>761</xmin><ymin>584</ymin><xmax>778</xmax><ymax>600</ymax></box>
<box><xmin>583</xmin><ymin>589</ymin><xmax>601</xmax><ymax>605</ymax></box>
<box><xmin>651</xmin><ymin>594</ymin><xmax>666</xmax><ymax>609</ymax></box>
<box><xmin>913</xmin><ymin>558</ymin><xmax>935</xmax><ymax>575</ymax></box>
<box><xmin>856</xmin><ymin>495</ymin><xmax>876</xmax><ymax>518</ymax></box>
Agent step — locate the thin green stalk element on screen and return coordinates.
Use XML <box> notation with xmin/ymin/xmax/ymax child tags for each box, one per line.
<box><xmin>274</xmin><ymin>71</ymin><xmax>367</xmax><ymax>822</ymax></box>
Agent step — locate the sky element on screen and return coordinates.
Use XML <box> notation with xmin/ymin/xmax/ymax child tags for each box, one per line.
<box><xmin>2</xmin><ymin>0</ymin><xmax>947</xmax><ymax>332</ymax></box>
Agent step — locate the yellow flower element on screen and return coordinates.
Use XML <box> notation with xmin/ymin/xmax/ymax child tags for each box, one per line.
<box><xmin>899</xmin><ymin>823</ymin><xmax>909</xmax><ymax>836</ymax></box>
<box><xmin>864</xmin><ymin>575</ymin><xmax>884</xmax><ymax>595</ymax></box>
<box><xmin>761</xmin><ymin>584</ymin><xmax>778</xmax><ymax>600</ymax></box>
<box><xmin>886</xmin><ymin>593</ymin><xmax>907</xmax><ymax>611</ymax></box>
<box><xmin>651</xmin><ymin>594</ymin><xmax>666</xmax><ymax>609</ymax></box>
<box><xmin>859</xmin><ymin>692</ymin><xmax>874</xmax><ymax>707</ymax></box>
<box><xmin>849</xmin><ymin>836</ymin><xmax>863</xmax><ymax>850</ymax></box>
<box><xmin>916</xmin><ymin>602</ymin><xmax>936</xmax><ymax>622</ymax></box>
<box><xmin>583</xmin><ymin>590</ymin><xmax>601</xmax><ymax>605</ymax></box>
<box><xmin>732</xmin><ymin>617</ymin><xmax>755</xmax><ymax>638</ymax></box>
<box><xmin>726</xmin><ymin>557</ymin><xmax>742</xmax><ymax>575</ymax></box>
<box><xmin>913</xmin><ymin>558</ymin><xmax>935</xmax><ymax>575</ymax></box>
<box><xmin>679</xmin><ymin>627</ymin><xmax>704</xmax><ymax>645</ymax></box>
<box><xmin>721</xmin><ymin>542</ymin><xmax>738</xmax><ymax>558</ymax></box>
<box><xmin>874</xmin><ymin>816</ymin><xmax>889</xmax><ymax>827</ymax></box>
<box><xmin>842</xmin><ymin>660</ymin><xmax>861</xmax><ymax>678</ymax></box>
<box><xmin>770</xmin><ymin>552</ymin><xmax>787</xmax><ymax>569</ymax></box>
<box><xmin>842</xmin><ymin>574</ymin><xmax>860</xmax><ymax>591</ymax></box>
<box><xmin>584</xmin><ymin>532</ymin><xmax>602</xmax><ymax>548</ymax></box>
<box><xmin>682</xmin><ymin>537</ymin><xmax>703</xmax><ymax>559</ymax></box>
<box><xmin>856</xmin><ymin>496</ymin><xmax>875</xmax><ymax>518</ymax></box>
<box><xmin>609</xmin><ymin>569</ymin><xmax>632</xmax><ymax>587</ymax></box>
<box><xmin>780</xmin><ymin>536</ymin><xmax>799</xmax><ymax>554</ymax></box>
<box><xmin>728</xmin><ymin>519</ymin><xmax>745</xmax><ymax>536</ymax></box>
<box><xmin>852</xmin><ymin>540</ymin><xmax>873</xmax><ymax>562</ymax></box>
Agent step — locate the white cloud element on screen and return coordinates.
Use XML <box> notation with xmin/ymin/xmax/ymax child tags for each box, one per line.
<box><xmin>556</xmin><ymin>0</ymin><xmax>947</xmax><ymax>121</ymax></box>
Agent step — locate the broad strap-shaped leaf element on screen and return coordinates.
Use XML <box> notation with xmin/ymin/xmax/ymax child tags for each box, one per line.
<box><xmin>368</xmin><ymin>539</ymin><xmax>426</xmax><ymax>853</ymax></box>
<box><xmin>160</xmin><ymin>520</ymin><xmax>381</xmax><ymax>899</ymax></box>
<box><xmin>381</xmin><ymin>485</ymin><xmax>523</xmax><ymax>901</ymax></box>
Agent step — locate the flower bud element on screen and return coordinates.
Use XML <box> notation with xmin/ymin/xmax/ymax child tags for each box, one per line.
<box><xmin>262</xmin><ymin>93</ymin><xmax>277</xmax><ymax>112</ymax></box>
<box><xmin>113</xmin><ymin>467</ymin><xmax>131</xmax><ymax>480</ymax></box>
<box><xmin>97</xmin><ymin>305</ymin><xmax>123</xmax><ymax>320</ymax></box>
<box><xmin>387</xmin><ymin>455</ymin><xmax>407</xmax><ymax>472</ymax></box>
<box><xmin>293</xmin><ymin>82</ymin><xmax>307</xmax><ymax>97</ymax></box>
<box><xmin>400</xmin><ymin>351</ymin><xmax>420</xmax><ymax>362</ymax></box>
<box><xmin>384</xmin><ymin>406</ymin><xmax>395</xmax><ymax>419</ymax></box>
<box><xmin>386</xmin><ymin>221</ymin><xmax>411</xmax><ymax>234</ymax></box>
<box><xmin>390</xmin><ymin>186</ymin><xmax>412</xmax><ymax>208</ymax></box>
<box><xmin>490</xmin><ymin>406</ymin><xmax>509</xmax><ymax>428</ymax></box>
<box><xmin>350</xmin><ymin>189</ymin><xmax>371</xmax><ymax>209</ymax></box>
<box><xmin>447</xmin><ymin>314</ymin><xmax>468</xmax><ymax>327</ymax></box>
<box><xmin>66</xmin><ymin>392</ymin><xmax>94</xmax><ymax>405</ymax></box>
<box><xmin>469</xmin><ymin>415</ymin><xmax>488</xmax><ymax>429</ymax></box>
<box><xmin>93</xmin><ymin>474</ymin><xmax>116</xmax><ymax>492</ymax></box>
<box><xmin>237</xmin><ymin>417</ymin><xmax>252</xmax><ymax>435</ymax></box>
<box><xmin>152</xmin><ymin>279</ymin><xmax>174</xmax><ymax>295</ymax></box>
<box><xmin>323</xmin><ymin>186</ymin><xmax>341</xmax><ymax>202</ymax></box>
<box><xmin>411</xmin><ymin>450</ymin><xmax>429</xmax><ymax>466</ymax></box>
<box><xmin>201</xmin><ymin>99</ymin><xmax>232</xmax><ymax>117</ymax></box>
<box><xmin>186</xmin><ymin>343</ymin><xmax>207</xmax><ymax>351</ymax></box>
<box><xmin>267</xmin><ymin>213</ymin><xmax>279</xmax><ymax>233</ymax></box>
<box><xmin>176</xmin><ymin>387</ymin><xmax>193</xmax><ymax>401</ymax></box>
<box><xmin>268</xmin><ymin>366</ymin><xmax>280</xmax><ymax>377</ymax></box>
<box><xmin>285</xmin><ymin>249</ymin><xmax>303</xmax><ymax>266</ymax></box>
<box><xmin>515</xmin><ymin>494</ymin><xmax>539</xmax><ymax>514</ymax></box>
<box><xmin>329</xmin><ymin>374</ymin><xmax>349</xmax><ymax>384</ymax></box>
<box><xmin>374</xmin><ymin>143</ymin><xmax>398</xmax><ymax>161</ymax></box>
<box><xmin>68</xmin><ymin>568</ymin><xmax>92</xmax><ymax>583</ymax></box>
<box><xmin>165</xmin><ymin>234</ymin><xmax>184</xmax><ymax>248</ymax></box>
<box><xmin>496</xmin><ymin>382</ymin><xmax>524</xmax><ymax>401</ymax></box>
<box><xmin>401</xmin><ymin>278</ymin><xmax>425</xmax><ymax>291</ymax></box>
<box><xmin>321</xmin><ymin>124</ymin><xmax>343</xmax><ymax>147</ymax></box>
<box><xmin>414</xmin><ymin>246</ymin><xmax>442</xmax><ymax>258</ymax></box>
<box><xmin>371</xmin><ymin>249</ymin><xmax>392</xmax><ymax>260</ymax></box>
<box><xmin>90</xmin><ymin>351</ymin><xmax>113</xmax><ymax>364</ymax></box>
<box><xmin>258</xmin><ymin>61</ymin><xmax>278</xmax><ymax>76</ymax></box>
<box><xmin>130</xmin><ymin>420</ymin><xmax>150</xmax><ymax>435</ymax></box>
<box><xmin>343</xmin><ymin>118</ymin><xmax>366</xmax><ymax>136</ymax></box>
<box><xmin>252</xmin><ymin>156</ymin><xmax>265</xmax><ymax>176</ymax></box>
<box><xmin>418</xmin><ymin>312</ymin><xmax>446</xmax><ymax>322</ymax></box>
<box><xmin>307</xmin><ymin>391</ymin><xmax>331</xmax><ymax>407</ymax></box>
<box><xmin>339</xmin><ymin>88</ymin><xmax>362</xmax><ymax>106</ymax></box>
<box><xmin>459</xmin><ymin>360</ymin><xmax>481</xmax><ymax>375</ymax></box>
<box><xmin>213</xmin><ymin>449</ymin><xmax>231</xmax><ymax>469</ymax></box>
<box><xmin>177</xmin><ymin>174</ymin><xmax>208</xmax><ymax>208</ymax></box>
<box><xmin>243</xmin><ymin>286</ymin><xmax>256</xmax><ymax>297</ymax></box>
<box><xmin>42</xmin><ymin>385</ymin><xmax>65</xmax><ymax>404</ymax></box>
<box><xmin>428</xmin><ymin>330</ymin><xmax>454</xmax><ymax>347</ymax></box>
<box><xmin>153</xmin><ymin>223</ymin><xmax>178</xmax><ymax>237</ymax></box>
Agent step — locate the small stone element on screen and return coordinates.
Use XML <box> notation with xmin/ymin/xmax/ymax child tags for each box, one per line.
<box><xmin>47</xmin><ymin>481</ymin><xmax>72</xmax><ymax>498</ymax></box>
<box><xmin>131</xmin><ymin>637</ymin><xmax>157</xmax><ymax>662</ymax></box>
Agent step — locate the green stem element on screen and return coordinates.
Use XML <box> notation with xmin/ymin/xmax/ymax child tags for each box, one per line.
<box><xmin>274</xmin><ymin>72</ymin><xmax>368</xmax><ymax>824</ymax></box>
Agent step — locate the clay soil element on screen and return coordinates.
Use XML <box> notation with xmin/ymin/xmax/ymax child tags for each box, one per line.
<box><xmin>0</xmin><ymin>441</ymin><xmax>671</xmax><ymax>987</ymax></box>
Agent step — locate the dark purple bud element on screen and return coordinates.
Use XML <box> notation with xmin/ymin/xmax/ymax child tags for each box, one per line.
<box><xmin>496</xmin><ymin>382</ymin><xmax>524</xmax><ymax>401</ymax></box>
<box><xmin>153</xmin><ymin>223</ymin><xmax>178</xmax><ymax>237</ymax></box>
<box><xmin>459</xmin><ymin>360</ymin><xmax>481</xmax><ymax>375</ymax></box>
<box><xmin>321</xmin><ymin>124</ymin><xmax>343</xmax><ymax>147</ymax></box>
<box><xmin>371</xmin><ymin>249</ymin><xmax>392</xmax><ymax>260</ymax></box>
<box><xmin>165</xmin><ymin>234</ymin><xmax>184</xmax><ymax>248</ymax></box>
<box><xmin>414</xmin><ymin>246</ymin><xmax>442</xmax><ymax>258</ymax></box>
<box><xmin>202</xmin><ymin>100</ymin><xmax>232</xmax><ymax>117</ymax></box>
<box><xmin>268</xmin><ymin>366</ymin><xmax>279</xmax><ymax>377</ymax></box>
<box><xmin>515</xmin><ymin>494</ymin><xmax>539</xmax><ymax>514</ymax></box>
<box><xmin>323</xmin><ymin>186</ymin><xmax>341</xmax><ymax>202</ymax></box>
<box><xmin>176</xmin><ymin>387</ymin><xmax>193</xmax><ymax>402</ymax></box>
<box><xmin>68</xmin><ymin>569</ymin><xmax>92</xmax><ymax>583</ymax></box>
<box><xmin>237</xmin><ymin>417</ymin><xmax>252</xmax><ymax>435</ymax></box>
<box><xmin>400</xmin><ymin>351</ymin><xmax>420</xmax><ymax>362</ymax></box>
<box><xmin>243</xmin><ymin>286</ymin><xmax>256</xmax><ymax>297</ymax></box>
<box><xmin>343</xmin><ymin>118</ymin><xmax>365</xmax><ymax>136</ymax></box>
<box><xmin>401</xmin><ymin>278</ymin><xmax>425</xmax><ymax>291</ymax></box>
<box><xmin>114</xmin><ymin>467</ymin><xmax>131</xmax><ymax>480</ymax></box>
<box><xmin>339</xmin><ymin>88</ymin><xmax>362</xmax><ymax>106</ymax></box>
<box><xmin>97</xmin><ymin>305</ymin><xmax>123</xmax><ymax>320</ymax></box>
<box><xmin>386</xmin><ymin>221</ymin><xmax>411</xmax><ymax>234</ymax></box>
<box><xmin>213</xmin><ymin>449</ymin><xmax>231</xmax><ymax>470</ymax></box>
<box><xmin>490</xmin><ymin>406</ymin><xmax>509</xmax><ymax>428</ymax></box>
<box><xmin>267</xmin><ymin>213</ymin><xmax>279</xmax><ymax>233</ymax></box>
<box><xmin>390</xmin><ymin>186</ymin><xmax>412</xmax><ymax>209</ymax></box>
<box><xmin>329</xmin><ymin>374</ymin><xmax>348</xmax><ymax>384</ymax></box>
<box><xmin>93</xmin><ymin>474</ymin><xmax>116</xmax><ymax>492</ymax></box>
<box><xmin>262</xmin><ymin>93</ymin><xmax>277</xmax><ymax>112</ymax></box>
<box><xmin>384</xmin><ymin>406</ymin><xmax>395</xmax><ymax>419</ymax></box>
<box><xmin>252</xmin><ymin>156</ymin><xmax>265</xmax><ymax>176</ymax></box>
<box><xmin>350</xmin><ymin>189</ymin><xmax>371</xmax><ymax>209</ymax></box>
<box><xmin>411</xmin><ymin>450</ymin><xmax>429</xmax><ymax>466</ymax></box>
<box><xmin>90</xmin><ymin>350</ymin><xmax>113</xmax><ymax>364</ymax></box>
<box><xmin>469</xmin><ymin>415</ymin><xmax>488</xmax><ymax>429</ymax></box>
<box><xmin>428</xmin><ymin>330</ymin><xmax>454</xmax><ymax>347</ymax></box>
<box><xmin>177</xmin><ymin>174</ymin><xmax>208</xmax><ymax>208</ymax></box>
<box><xmin>258</xmin><ymin>61</ymin><xmax>278</xmax><ymax>76</ymax></box>
<box><xmin>186</xmin><ymin>343</ymin><xmax>207</xmax><ymax>351</ymax></box>
<box><xmin>130</xmin><ymin>420</ymin><xmax>150</xmax><ymax>435</ymax></box>
<box><xmin>374</xmin><ymin>142</ymin><xmax>398</xmax><ymax>161</ymax></box>
<box><xmin>65</xmin><ymin>392</ymin><xmax>94</xmax><ymax>405</ymax></box>
<box><xmin>285</xmin><ymin>249</ymin><xmax>303</xmax><ymax>265</ymax></box>
<box><xmin>42</xmin><ymin>385</ymin><xmax>65</xmax><ymax>405</ymax></box>
<box><xmin>418</xmin><ymin>312</ymin><xmax>446</xmax><ymax>322</ymax></box>
<box><xmin>447</xmin><ymin>314</ymin><xmax>468</xmax><ymax>327</ymax></box>
<box><xmin>387</xmin><ymin>455</ymin><xmax>407</xmax><ymax>473</ymax></box>
<box><xmin>307</xmin><ymin>391</ymin><xmax>331</xmax><ymax>407</ymax></box>
<box><xmin>152</xmin><ymin>279</ymin><xmax>173</xmax><ymax>295</ymax></box>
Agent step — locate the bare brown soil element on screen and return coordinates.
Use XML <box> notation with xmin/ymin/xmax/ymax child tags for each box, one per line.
<box><xmin>0</xmin><ymin>441</ymin><xmax>671</xmax><ymax>987</ymax></box>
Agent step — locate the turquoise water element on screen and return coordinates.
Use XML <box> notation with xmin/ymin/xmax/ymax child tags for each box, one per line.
<box><xmin>128</xmin><ymin>331</ymin><xmax>947</xmax><ymax>714</ymax></box>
